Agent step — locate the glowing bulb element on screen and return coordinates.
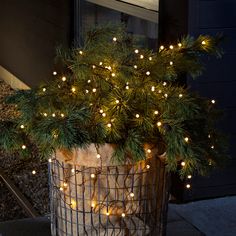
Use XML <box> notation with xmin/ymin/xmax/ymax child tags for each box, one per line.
<box><xmin>208</xmin><ymin>134</ymin><xmax>211</xmax><ymax>138</ymax></box>
<box><xmin>186</xmin><ymin>184</ymin><xmax>191</xmax><ymax>189</ymax></box>
<box><xmin>126</xmin><ymin>86</ymin><xmax>129</xmax><ymax>90</ymax></box>
<box><xmin>92</xmin><ymin>88</ymin><xmax>97</xmax><ymax>93</ymax></box>
<box><xmin>97</xmin><ymin>154</ymin><xmax>101</xmax><ymax>159</ymax></box>
<box><xmin>154</xmin><ymin>110</ymin><xmax>159</xmax><ymax>115</ymax></box>
<box><xmin>91</xmin><ymin>174</ymin><xmax>95</xmax><ymax>178</ymax></box>
<box><xmin>146</xmin><ymin>71</ymin><xmax>150</xmax><ymax>76</ymax></box>
<box><xmin>43</xmin><ymin>88</ymin><xmax>46</xmax><ymax>92</ymax></box>
<box><xmin>115</xmin><ymin>100</ymin><xmax>119</xmax><ymax>104</ymax></box>
<box><xmin>92</xmin><ymin>65</ymin><xmax>96</xmax><ymax>69</ymax></box>
<box><xmin>91</xmin><ymin>202</ymin><xmax>96</xmax><ymax>208</ymax></box>
<box><xmin>134</xmin><ymin>49</ymin><xmax>139</xmax><ymax>54</ymax></box>
<box><xmin>53</xmin><ymin>71</ymin><xmax>57</xmax><ymax>75</ymax></box>
<box><xmin>211</xmin><ymin>100</ymin><xmax>216</xmax><ymax>104</ymax></box>
<box><xmin>61</xmin><ymin>113</ymin><xmax>65</xmax><ymax>117</ymax></box>
<box><xmin>163</xmin><ymin>82</ymin><xmax>167</xmax><ymax>86</ymax></box>
<box><xmin>102</xmin><ymin>113</ymin><xmax>106</xmax><ymax>117</ymax></box>
<box><xmin>134</xmin><ymin>65</ymin><xmax>137</xmax><ymax>69</ymax></box>
<box><xmin>63</xmin><ymin>182</ymin><xmax>68</xmax><ymax>187</ymax></box>
<box><xmin>107</xmin><ymin>123</ymin><xmax>112</xmax><ymax>128</ymax></box>
<box><xmin>71</xmin><ymin>87</ymin><xmax>76</xmax><ymax>93</ymax></box>
<box><xmin>130</xmin><ymin>192</ymin><xmax>134</xmax><ymax>198</ymax></box>
<box><xmin>87</xmin><ymin>80</ymin><xmax>91</xmax><ymax>83</ymax></box>
<box><xmin>147</xmin><ymin>149</ymin><xmax>151</xmax><ymax>153</ymax></box>
<box><xmin>85</xmin><ymin>90</ymin><xmax>89</xmax><ymax>93</ymax></box>
<box><xmin>111</xmin><ymin>73</ymin><xmax>116</xmax><ymax>77</ymax></box>
<box><xmin>59</xmin><ymin>187</ymin><xmax>63</xmax><ymax>191</ymax></box>
<box><xmin>184</xmin><ymin>137</ymin><xmax>189</xmax><ymax>143</ymax></box>
<box><xmin>48</xmin><ymin>158</ymin><xmax>52</xmax><ymax>163</ymax></box>
<box><xmin>211</xmin><ymin>145</ymin><xmax>215</xmax><ymax>149</ymax></box>
<box><xmin>160</xmin><ymin>45</ymin><xmax>164</xmax><ymax>50</ymax></box>
<box><xmin>106</xmin><ymin>212</ymin><xmax>110</xmax><ymax>216</ymax></box>
<box><xmin>79</xmin><ymin>50</ymin><xmax>83</xmax><ymax>55</ymax></box>
<box><xmin>113</xmin><ymin>37</ymin><xmax>117</xmax><ymax>41</ymax></box>
<box><xmin>99</xmin><ymin>62</ymin><xmax>103</xmax><ymax>65</ymax></box>
<box><xmin>99</xmin><ymin>109</ymin><xmax>104</xmax><ymax>113</ymax></box>
<box><xmin>149</xmin><ymin>57</ymin><xmax>152</xmax><ymax>61</ymax></box>
<box><xmin>20</xmin><ymin>125</ymin><xmax>25</xmax><ymax>129</ymax></box>
<box><xmin>164</xmin><ymin>93</ymin><xmax>168</xmax><ymax>98</ymax></box>
<box><xmin>32</xmin><ymin>170</ymin><xmax>36</xmax><ymax>175</ymax></box>
<box><xmin>52</xmin><ymin>113</ymin><xmax>56</xmax><ymax>117</ymax></box>
<box><xmin>146</xmin><ymin>164</ymin><xmax>150</xmax><ymax>169</ymax></box>
<box><xmin>136</xmin><ymin>114</ymin><xmax>140</xmax><ymax>118</ymax></box>
<box><xmin>151</xmin><ymin>86</ymin><xmax>155</xmax><ymax>92</ymax></box>
<box><xmin>22</xmin><ymin>145</ymin><xmax>26</xmax><ymax>149</ymax></box>
<box><xmin>178</xmin><ymin>43</ymin><xmax>182</xmax><ymax>47</ymax></box>
<box><xmin>140</xmin><ymin>55</ymin><xmax>144</xmax><ymax>59</ymax></box>
<box><xmin>108</xmin><ymin>66</ymin><xmax>112</xmax><ymax>71</ymax></box>
<box><xmin>62</xmin><ymin>76</ymin><xmax>66</xmax><ymax>81</ymax></box>
<box><xmin>71</xmin><ymin>199</ymin><xmax>76</xmax><ymax>209</ymax></box>
<box><xmin>202</xmin><ymin>40</ymin><xmax>206</xmax><ymax>45</ymax></box>
<box><xmin>121</xmin><ymin>213</ymin><xmax>126</xmax><ymax>218</ymax></box>
<box><xmin>43</xmin><ymin>113</ymin><xmax>48</xmax><ymax>117</ymax></box>
<box><xmin>170</xmin><ymin>61</ymin><xmax>173</xmax><ymax>66</ymax></box>
<box><xmin>157</xmin><ymin>122</ymin><xmax>162</xmax><ymax>127</ymax></box>
<box><xmin>179</xmin><ymin>94</ymin><xmax>183</xmax><ymax>98</ymax></box>
<box><xmin>158</xmin><ymin>90</ymin><xmax>162</xmax><ymax>93</ymax></box>
<box><xmin>169</xmin><ymin>45</ymin><xmax>174</xmax><ymax>49</ymax></box>
<box><xmin>71</xmin><ymin>168</ymin><xmax>75</xmax><ymax>173</ymax></box>
<box><xmin>187</xmin><ymin>175</ymin><xmax>192</xmax><ymax>179</ymax></box>
<box><xmin>181</xmin><ymin>161</ymin><xmax>186</xmax><ymax>167</ymax></box>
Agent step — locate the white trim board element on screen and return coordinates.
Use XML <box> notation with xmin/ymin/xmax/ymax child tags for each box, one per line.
<box><xmin>86</xmin><ymin>0</ymin><xmax>159</xmax><ymax>23</ymax></box>
<box><xmin>0</xmin><ymin>66</ymin><xmax>30</xmax><ymax>90</ymax></box>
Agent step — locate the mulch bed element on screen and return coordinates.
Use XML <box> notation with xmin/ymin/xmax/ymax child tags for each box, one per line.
<box><xmin>0</xmin><ymin>80</ymin><xmax>49</xmax><ymax>221</ymax></box>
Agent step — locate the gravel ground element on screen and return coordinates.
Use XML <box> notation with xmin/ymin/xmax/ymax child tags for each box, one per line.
<box><xmin>0</xmin><ymin>80</ymin><xmax>49</xmax><ymax>222</ymax></box>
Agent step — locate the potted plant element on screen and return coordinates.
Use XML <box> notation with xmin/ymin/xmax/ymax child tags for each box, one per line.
<box><xmin>0</xmin><ymin>25</ymin><xmax>227</xmax><ymax>235</ymax></box>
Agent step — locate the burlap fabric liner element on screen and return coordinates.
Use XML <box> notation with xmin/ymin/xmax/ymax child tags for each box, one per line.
<box><xmin>53</xmin><ymin>143</ymin><xmax>165</xmax><ymax>236</ymax></box>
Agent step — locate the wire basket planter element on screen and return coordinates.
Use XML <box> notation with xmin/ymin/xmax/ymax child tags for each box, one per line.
<box><xmin>49</xmin><ymin>146</ymin><xmax>170</xmax><ymax>236</ymax></box>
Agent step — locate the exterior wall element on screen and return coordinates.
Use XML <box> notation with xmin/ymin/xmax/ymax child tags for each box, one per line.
<box><xmin>0</xmin><ymin>0</ymin><xmax>71</xmax><ymax>87</ymax></box>
<box><xmin>185</xmin><ymin>0</ymin><xmax>236</xmax><ymax>200</ymax></box>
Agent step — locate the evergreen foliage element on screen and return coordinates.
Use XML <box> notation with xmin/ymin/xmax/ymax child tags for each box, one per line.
<box><xmin>0</xmin><ymin>25</ymin><xmax>228</xmax><ymax>177</ymax></box>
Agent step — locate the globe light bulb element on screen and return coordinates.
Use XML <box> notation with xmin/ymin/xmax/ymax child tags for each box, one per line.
<box><xmin>134</xmin><ymin>49</ymin><xmax>139</xmax><ymax>54</ymax></box>
<box><xmin>79</xmin><ymin>50</ymin><xmax>83</xmax><ymax>55</ymax></box>
<box><xmin>179</xmin><ymin>94</ymin><xmax>183</xmax><ymax>98</ymax></box>
<box><xmin>63</xmin><ymin>182</ymin><xmax>68</xmax><ymax>187</ymax></box>
<box><xmin>186</xmin><ymin>184</ymin><xmax>191</xmax><ymax>189</ymax></box>
<box><xmin>111</xmin><ymin>73</ymin><xmax>116</xmax><ymax>77</ymax></box>
<box><xmin>163</xmin><ymin>82</ymin><xmax>167</xmax><ymax>86</ymax></box>
<box><xmin>181</xmin><ymin>161</ymin><xmax>186</xmax><ymax>167</ymax></box>
<box><xmin>61</xmin><ymin>113</ymin><xmax>65</xmax><ymax>117</ymax></box>
<box><xmin>43</xmin><ymin>113</ymin><xmax>48</xmax><ymax>117</ymax></box>
<box><xmin>52</xmin><ymin>113</ymin><xmax>56</xmax><ymax>117</ymax></box>
<box><xmin>126</xmin><ymin>86</ymin><xmax>129</xmax><ymax>90</ymax></box>
<box><xmin>149</xmin><ymin>57</ymin><xmax>152</xmax><ymax>61</ymax></box>
<box><xmin>170</xmin><ymin>61</ymin><xmax>173</xmax><ymax>66</ymax></box>
<box><xmin>32</xmin><ymin>170</ymin><xmax>36</xmax><ymax>175</ymax></box>
<box><xmin>107</xmin><ymin>123</ymin><xmax>112</xmax><ymax>128</ymax></box>
<box><xmin>151</xmin><ymin>86</ymin><xmax>155</xmax><ymax>92</ymax></box>
<box><xmin>91</xmin><ymin>202</ymin><xmax>96</xmax><ymax>208</ymax></box>
<box><xmin>102</xmin><ymin>113</ymin><xmax>106</xmax><ymax>117</ymax></box>
<box><xmin>59</xmin><ymin>187</ymin><xmax>64</xmax><ymax>191</ymax></box>
<box><xmin>184</xmin><ymin>137</ymin><xmax>189</xmax><ymax>143</ymax></box>
<box><xmin>136</xmin><ymin>114</ymin><xmax>140</xmax><ymax>118</ymax></box>
<box><xmin>146</xmin><ymin>164</ymin><xmax>150</xmax><ymax>169</ymax></box>
<box><xmin>62</xmin><ymin>76</ymin><xmax>66</xmax><ymax>82</ymax></box>
<box><xmin>48</xmin><ymin>158</ymin><xmax>52</xmax><ymax>163</ymax></box>
<box><xmin>99</xmin><ymin>109</ymin><xmax>103</xmax><ymax>113</ymax></box>
<box><xmin>160</xmin><ymin>45</ymin><xmax>164</xmax><ymax>50</ymax></box>
<box><xmin>187</xmin><ymin>175</ymin><xmax>192</xmax><ymax>179</ymax></box>
<box><xmin>146</xmin><ymin>71</ymin><xmax>150</xmax><ymax>76</ymax></box>
<box><xmin>115</xmin><ymin>100</ymin><xmax>119</xmax><ymax>104</ymax></box>
<box><xmin>211</xmin><ymin>145</ymin><xmax>215</xmax><ymax>149</ymax></box>
<box><xmin>113</xmin><ymin>37</ymin><xmax>117</xmax><ymax>42</ymax></box>
<box><xmin>22</xmin><ymin>145</ymin><xmax>26</xmax><ymax>149</ymax></box>
<box><xmin>71</xmin><ymin>168</ymin><xmax>75</xmax><ymax>173</ymax></box>
<box><xmin>140</xmin><ymin>55</ymin><xmax>144</xmax><ymax>59</ymax></box>
<box><xmin>92</xmin><ymin>65</ymin><xmax>96</xmax><ymax>69</ymax></box>
<box><xmin>211</xmin><ymin>100</ymin><xmax>216</xmax><ymax>104</ymax></box>
<box><xmin>97</xmin><ymin>154</ymin><xmax>101</xmax><ymax>159</ymax></box>
<box><xmin>164</xmin><ymin>94</ymin><xmax>168</xmax><ymax>98</ymax></box>
<box><xmin>53</xmin><ymin>71</ymin><xmax>57</xmax><ymax>75</ymax></box>
<box><xmin>178</xmin><ymin>43</ymin><xmax>182</xmax><ymax>47</ymax></box>
<box><xmin>91</xmin><ymin>174</ymin><xmax>95</xmax><ymax>178</ymax></box>
<box><xmin>169</xmin><ymin>45</ymin><xmax>174</xmax><ymax>49</ymax></box>
<box><xmin>157</xmin><ymin>122</ymin><xmax>162</xmax><ymax>127</ymax></box>
<box><xmin>121</xmin><ymin>213</ymin><xmax>126</xmax><ymax>218</ymax></box>
<box><xmin>134</xmin><ymin>65</ymin><xmax>137</xmax><ymax>69</ymax></box>
<box><xmin>43</xmin><ymin>88</ymin><xmax>46</xmax><ymax>92</ymax></box>
<box><xmin>147</xmin><ymin>149</ymin><xmax>151</xmax><ymax>153</ymax></box>
<box><xmin>20</xmin><ymin>125</ymin><xmax>25</xmax><ymax>129</ymax></box>
<box><xmin>92</xmin><ymin>88</ymin><xmax>97</xmax><ymax>93</ymax></box>
<box><xmin>202</xmin><ymin>40</ymin><xmax>206</xmax><ymax>45</ymax></box>
<box><xmin>87</xmin><ymin>80</ymin><xmax>91</xmax><ymax>83</ymax></box>
<box><xmin>154</xmin><ymin>110</ymin><xmax>159</xmax><ymax>115</ymax></box>
<box><xmin>130</xmin><ymin>192</ymin><xmax>134</xmax><ymax>198</ymax></box>
<box><xmin>106</xmin><ymin>212</ymin><xmax>110</xmax><ymax>216</ymax></box>
<box><xmin>99</xmin><ymin>62</ymin><xmax>103</xmax><ymax>65</ymax></box>
<box><xmin>71</xmin><ymin>87</ymin><xmax>76</xmax><ymax>93</ymax></box>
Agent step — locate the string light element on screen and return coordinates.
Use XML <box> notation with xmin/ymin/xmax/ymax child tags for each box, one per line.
<box><xmin>59</xmin><ymin>187</ymin><xmax>64</xmax><ymax>191</ymax></box>
<box><xmin>134</xmin><ymin>49</ymin><xmax>139</xmax><ymax>54</ymax></box>
<box><xmin>178</xmin><ymin>43</ymin><xmax>182</xmax><ymax>47</ymax></box>
<box><xmin>115</xmin><ymin>100</ymin><xmax>119</xmax><ymax>104</ymax></box>
<box><xmin>48</xmin><ymin>158</ymin><xmax>52</xmax><ymax>163</ymax></box>
<box><xmin>91</xmin><ymin>202</ymin><xmax>96</xmax><ymax>208</ymax></box>
<box><xmin>163</xmin><ymin>82</ymin><xmax>167</xmax><ymax>86</ymax></box>
<box><xmin>146</xmin><ymin>71</ymin><xmax>150</xmax><ymax>76</ymax></box>
<box><xmin>71</xmin><ymin>87</ymin><xmax>76</xmax><ymax>93</ymax></box>
<box><xmin>211</xmin><ymin>145</ymin><xmax>215</xmax><ymax>149</ymax></box>
<box><xmin>170</xmin><ymin>61</ymin><xmax>173</xmax><ymax>66</ymax></box>
<box><xmin>87</xmin><ymin>80</ymin><xmax>91</xmax><ymax>83</ymax></box>
<box><xmin>99</xmin><ymin>62</ymin><xmax>103</xmax><ymax>65</ymax></box>
<box><xmin>181</xmin><ymin>161</ymin><xmax>186</xmax><ymax>167</ymax></box>
<box><xmin>32</xmin><ymin>170</ymin><xmax>36</xmax><ymax>175</ymax></box>
<box><xmin>211</xmin><ymin>99</ymin><xmax>216</xmax><ymax>104</ymax></box>
<box><xmin>71</xmin><ymin>168</ymin><xmax>75</xmax><ymax>173</ymax></box>
<box><xmin>92</xmin><ymin>65</ymin><xmax>96</xmax><ymax>69</ymax></box>
<box><xmin>71</xmin><ymin>199</ymin><xmax>76</xmax><ymax>209</ymax></box>
<box><xmin>113</xmin><ymin>37</ymin><xmax>117</xmax><ymax>42</ymax></box>
<box><xmin>149</xmin><ymin>57</ymin><xmax>152</xmax><ymax>61</ymax></box>
<box><xmin>108</xmin><ymin>66</ymin><xmax>112</xmax><ymax>71</ymax></box>
<box><xmin>102</xmin><ymin>113</ymin><xmax>106</xmax><ymax>117</ymax></box>
<box><xmin>79</xmin><ymin>50</ymin><xmax>83</xmax><ymax>55</ymax></box>
<box><xmin>151</xmin><ymin>86</ymin><xmax>155</xmax><ymax>92</ymax></box>
<box><xmin>179</xmin><ymin>94</ymin><xmax>183</xmax><ymax>98</ymax></box>
<box><xmin>20</xmin><ymin>125</ymin><xmax>25</xmax><ymax>129</ymax></box>
<box><xmin>121</xmin><ymin>213</ymin><xmax>126</xmax><ymax>218</ymax></box>
<box><xmin>22</xmin><ymin>145</ymin><xmax>26</xmax><ymax>149</ymax></box>
<box><xmin>43</xmin><ymin>113</ymin><xmax>48</xmax><ymax>117</ymax></box>
<box><xmin>169</xmin><ymin>45</ymin><xmax>174</xmax><ymax>50</ymax></box>
<box><xmin>160</xmin><ymin>45</ymin><xmax>164</xmax><ymax>50</ymax></box>
<box><xmin>106</xmin><ymin>212</ymin><xmax>110</xmax><ymax>216</ymax></box>
<box><xmin>134</xmin><ymin>65</ymin><xmax>137</xmax><ymax>69</ymax></box>
<box><xmin>43</xmin><ymin>88</ymin><xmax>46</xmax><ymax>92</ymax></box>
<box><xmin>96</xmin><ymin>154</ymin><xmax>101</xmax><ymax>159</ymax></box>
<box><xmin>92</xmin><ymin>88</ymin><xmax>97</xmax><ymax>93</ymax></box>
<box><xmin>184</xmin><ymin>137</ymin><xmax>189</xmax><ymax>143</ymax></box>
<box><xmin>208</xmin><ymin>134</ymin><xmax>211</xmax><ymax>138</ymax></box>
<box><xmin>91</xmin><ymin>174</ymin><xmax>95</xmax><ymax>178</ymax></box>
<box><xmin>136</xmin><ymin>114</ymin><xmax>140</xmax><ymax>118</ymax></box>
<box><xmin>99</xmin><ymin>109</ymin><xmax>103</xmax><ymax>113</ymax></box>
<box><xmin>146</xmin><ymin>164</ymin><xmax>150</xmax><ymax>169</ymax></box>
<box><xmin>202</xmin><ymin>40</ymin><xmax>206</xmax><ymax>45</ymax></box>
<box><xmin>154</xmin><ymin>110</ymin><xmax>159</xmax><ymax>115</ymax></box>
<box><xmin>107</xmin><ymin>123</ymin><xmax>112</xmax><ymax>128</ymax></box>
<box><xmin>130</xmin><ymin>192</ymin><xmax>134</xmax><ymax>198</ymax></box>
<box><xmin>111</xmin><ymin>73</ymin><xmax>116</xmax><ymax>77</ymax></box>
<box><xmin>62</xmin><ymin>76</ymin><xmax>66</xmax><ymax>82</ymax></box>
<box><xmin>186</xmin><ymin>184</ymin><xmax>191</xmax><ymax>189</ymax></box>
<box><xmin>147</xmin><ymin>149</ymin><xmax>151</xmax><ymax>153</ymax></box>
<box><xmin>53</xmin><ymin>71</ymin><xmax>57</xmax><ymax>75</ymax></box>
<box><xmin>126</xmin><ymin>85</ymin><xmax>129</xmax><ymax>90</ymax></box>
<box><xmin>140</xmin><ymin>55</ymin><xmax>144</xmax><ymax>59</ymax></box>
<box><xmin>164</xmin><ymin>93</ymin><xmax>168</xmax><ymax>98</ymax></box>
<box><xmin>157</xmin><ymin>121</ymin><xmax>162</xmax><ymax>127</ymax></box>
<box><xmin>61</xmin><ymin>113</ymin><xmax>65</xmax><ymax>118</ymax></box>
<box><xmin>52</xmin><ymin>113</ymin><xmax>56</xmax><ymax>117</ymax></box>
<box><xmin>85</xmin><ymin>90</ymin><xmax>89</xmax><ymax>93</ymax></box>
<box><xmin>63</xmin><ymin>182</ymin><xmax>68</xmax><ymax>187</ymax></box>
<box><xmin>187</xmin><ymin>175</ymin><xmax>192</xmax><ymax>179</ymax></box>
<box><xmin>158</xmin><ymin>90</ymin><xmax>162</xmax><ymax>93</ymax></box>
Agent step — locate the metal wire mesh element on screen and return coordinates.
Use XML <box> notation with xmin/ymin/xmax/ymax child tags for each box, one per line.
<box><xmin>49</xmin><ymin>153</ymin><xmax>169</xmax><ymax>236</ymax></box>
